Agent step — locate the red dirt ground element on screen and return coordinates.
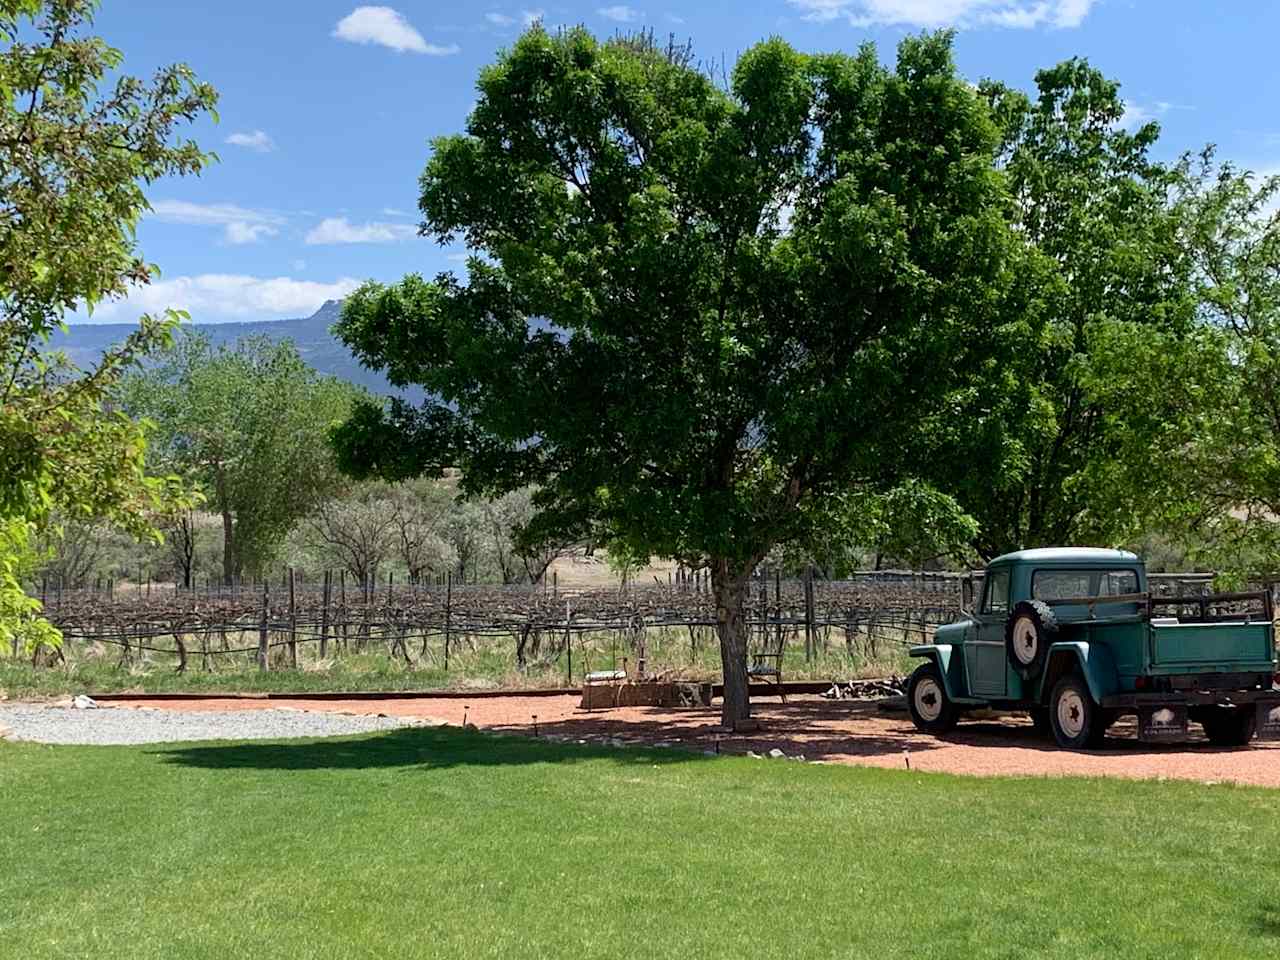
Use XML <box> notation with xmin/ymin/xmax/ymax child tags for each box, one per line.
<box><xmin>100</xmin><ymin>693</ymin><xmax>1280</xmax><ymax>788</ymax></box>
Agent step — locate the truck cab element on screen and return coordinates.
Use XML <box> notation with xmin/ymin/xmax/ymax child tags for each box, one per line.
<box><xmin>907</xmin><ymin>548</ymin><xmax>1280</xmax><ymax>748</ymax></box>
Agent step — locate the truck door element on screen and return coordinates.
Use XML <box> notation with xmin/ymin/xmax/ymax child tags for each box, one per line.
<box><xmin>968</xmin><ymin>566</ymin><xmax>1009</xmax><ymax>698</ymax></box>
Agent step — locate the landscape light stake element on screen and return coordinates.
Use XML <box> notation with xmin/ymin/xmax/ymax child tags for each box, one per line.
<box><xmin>532</xmin><ymin>714</ymin><xmax>539</xmax><ymax>737</ymax></box>
<box><xmin>463</xmin><ymin>705</ymin><xmax>469</xmax><ymax>728</ymax></box>
<box><xmin>903</xmin><ymin>748</ymin><xmax>911</xmax><ymax>771</ymax></box>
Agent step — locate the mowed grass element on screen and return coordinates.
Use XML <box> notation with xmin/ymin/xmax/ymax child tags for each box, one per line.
<box><xmin>3</xmin><ymin>730</ymin><xmax>1279</xmax><ymax>960</ymax></box>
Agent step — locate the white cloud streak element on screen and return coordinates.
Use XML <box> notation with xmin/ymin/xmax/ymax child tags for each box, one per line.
<box><xmin>225</xmin><ymin>130</ymin><xmax>275</xmax><ymax>152</ymax></box>
<box><xmin>81</xmin><ymin>275</ymin><xmax>362</xmax><ymax>323</ymax></box>
<box><xmin>148</xmin><ymin>200</ymin><xmax>284</xmax><ymax>245</ymax></box>
<box><xmin>333</xmin><ymin>6</ymin><xmax>460</xmax><ymax>54</ymax></box>
<box><xmin>598</xmin><ymin>5</ymin><xmax>643</xmax><ymax>21</ymax></box>
<box><xmin>787</xmin><ymin>0</ymin><xmax>1097</xmax><ymax>29</ymax></box>
<box><xmin>304</xmin><ymin>217</ymin><xmax>417</xmax><ymax>245</ymax></box>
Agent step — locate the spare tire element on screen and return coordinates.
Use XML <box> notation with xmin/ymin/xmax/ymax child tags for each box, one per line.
<box><xmin>1005</xmin><ymin>599</ymin><xmax>1056</xmax><ymax>679</ymax></box>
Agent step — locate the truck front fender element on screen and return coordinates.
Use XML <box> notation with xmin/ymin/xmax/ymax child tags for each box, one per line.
<box><xmin>1039</xmin><ymin>641</ymin><xmax>1120</xmax><ymax>704</ymax></box>
<box><xmin>909</xmin><ymin>643</ymin><xmax>967</xmax><ymax>700</ymax></box>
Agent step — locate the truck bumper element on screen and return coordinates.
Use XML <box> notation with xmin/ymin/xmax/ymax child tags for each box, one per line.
<box><xmin>1098</xmin><ymin>689</ymin><xmax>1280</xmax><ymax>709</ymax></box>
<box><xmin>1099</xmin><ymin>690</ymin><xmax>1280</xmax><ymax>741</ymax></box>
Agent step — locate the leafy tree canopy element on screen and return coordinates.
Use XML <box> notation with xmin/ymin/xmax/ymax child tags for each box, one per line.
<box><xmin>0</xmin><ymin>0</ymin><xmax>215</xmax><ymax>651</ymax></box>
<box><xmin>946</xmin><ymin>60</ymin><xmax>1196</xmax><ymax>558</ymax></box>
<box><xmin>331</xmin><ymin>27</ymin><xmax>1026</xmax><ymax>724</ymax></box>
<box><xmin>122</xmin><ymin>333</ymin><xmax>366</xmax><ymax>584</ymax></box>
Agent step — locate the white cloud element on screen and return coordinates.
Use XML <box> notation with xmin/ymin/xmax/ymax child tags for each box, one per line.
<box><xmin>224</xmin><ymin>222</ymin><xmax>278</xmax><ymax>245</ymax></box>
<box><xmin>304</xmin><ymin>217</ymin><xmax>417</xmax><ymax>245</ymax></box>
<box><xmin>787</xmin><ymin>0</ymin><xmax>1097</xmax><ymax>29</ymax></box>
<box><xmin>225</xmin><ymin>130</ymin><xmax>275</xmax><ymax>152</ymax></box>
<box><xmin>486</xmin><ymin>11</ymin><xmax>516</xmax><ymax>26</ymax></box>
<box><xmin>664</xmin><ymin>12</ymin><xmax>686</xmax><ymax>24</ymax></box>
<box><xmin>82</xmin><ymin>275</ymin><xmax>362</xmax><ymax>323</ymax></box>
<box><xmin>598</xmin><ymin>4</ymin><xmax>642</xmax><ymax>21</ymax></box>
<box><xmin>1118</xmin><ymin>99</ymin><xmax>1174</xmax><ymax>131</ymax></box>
<box><xmin>523</xmin><ymin>8</ymin><xmax>545</xmax><ymax>25</ymax></box>
<box><xmin>333</xmin><ymin>6</ymin><xmax>460</xmax><ymax>54</ymax></box>
<box><xmin>148</xmin><ymin>200</ymin><xmax>284</xmax><ymax>246</ymax></box>
<box><xmin>381</xmin><ymin>206</ymin><xmax>412</xmax><ymax>217</ymax></box>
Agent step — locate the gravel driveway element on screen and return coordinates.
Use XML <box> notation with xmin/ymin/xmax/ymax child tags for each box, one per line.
<box><xmin>0</xmin><ymin>703</ymin><xmax>424</xmax><ymax>745</ymax></box>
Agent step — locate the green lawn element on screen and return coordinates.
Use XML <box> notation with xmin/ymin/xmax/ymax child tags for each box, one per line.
<box><xmin>2</xmin><ymin>729</ymin><xmax>1278</xmax><ymax>959</ymax></box>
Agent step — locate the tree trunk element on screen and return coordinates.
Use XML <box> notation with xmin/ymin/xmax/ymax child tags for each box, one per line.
<box><xmin>712</xmin><ymin>557</ymin><xmax>751</xmax><ymax>728</ymax></box>
<box><xmin>221</xmin><ymin>508</ymin><xmax>235</xmax><ymax>586</ymax></box>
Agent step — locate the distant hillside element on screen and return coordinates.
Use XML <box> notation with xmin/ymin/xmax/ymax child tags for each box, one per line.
<box><xmin>55</xmin><ymin>300</ymin><xmax>423</xmax><ymax>401</ymax></box>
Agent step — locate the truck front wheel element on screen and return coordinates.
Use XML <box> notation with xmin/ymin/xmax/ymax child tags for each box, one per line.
<box><xmin>1199</xmin><ymin>706</ymin><xmax>1256</xmax><ymax>747</ymax></box>
<box><xmin>908</xmin><ymin>662</ymin><xmax>959</xmax><ymax>734</ymax></box>
<box><xmin>1049</xmin><ymin>674</ymin><xmax>1106</xmax><ymax>749</ymax></box>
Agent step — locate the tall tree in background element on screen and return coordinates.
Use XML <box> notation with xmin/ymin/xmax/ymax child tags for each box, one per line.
<box><xmin>0</xmin><ymin>0</ymin><xmax>215</xmax><ymax>650</ymax></box>
<box><xmin>1081</xmin><ymin>154</ymin><xmax>1280</xmax><ymax>577</ymax></box>
<box><xmin>123</xmin><ymin>334</ymin><xmax>364</xmax><ymax>583</ymax></box>
<box><xmin>950</xmin><ymin>61</ymin><xmax>1197</xmax><ymax>558</ymax></box>
<box><xmin>331</xmin><ymin>28</ymin><xmax>1022</xmax><ymax>726</ymax></box>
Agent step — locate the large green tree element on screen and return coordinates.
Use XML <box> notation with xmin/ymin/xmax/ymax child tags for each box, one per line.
<box><xmin>1</xmin><ymin>0</ymin><xmax>215</xmax><ymax>650</ymax></box>
<box><xmin>1081</xmin><ymin>154</ymin><xmax>1280</xmax><ymax>577</ymax></box>
<box><xmin>123</xmin><ymin>334</ymin><xmax>365</xmax><ymax>584</ymax></box>
<box><xmin>948</xmin><ymin>61</ymin><xmax>1197</xmax><ymax>558</ymax></box>
<box><xmin>331</xmin><ymin>28</ymin><xmax>1022</xmax><ymax>725</ymax></box>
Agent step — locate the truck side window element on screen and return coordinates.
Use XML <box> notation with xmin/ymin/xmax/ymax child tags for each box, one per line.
<box><xmin>983</xmin><ymin>568</ymin><xmax>1010</xmax><ymax>615</ymax></box>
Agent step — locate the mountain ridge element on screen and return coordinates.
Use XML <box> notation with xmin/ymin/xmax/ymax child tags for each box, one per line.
<box><xmin>55</xmin><ymin>300</ymin><xmax>421</xmax><ymax>400</ymax></box>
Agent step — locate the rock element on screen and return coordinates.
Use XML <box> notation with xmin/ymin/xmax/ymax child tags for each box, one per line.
<box><xmin>72</xmin><ymin>695</ymin><xmax>97</xmax><ymax>710</ymax></box>
<box><xmin>767</xmin><ymin>748</ymin><xmax>787</xmax><ymax>759</ymax></box>
<box><xmin>747</xmin><ymin>751</ymin><xmax>763</xmax><ymax>759</ymax></box>
<box><xmin>790</xmin><ymin>754</ymin><xmax>807</xmax><ymax>762</ymax></box>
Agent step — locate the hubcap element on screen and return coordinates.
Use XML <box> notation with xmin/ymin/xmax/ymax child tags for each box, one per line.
<box><xmin>1012</xmin><ymin>617</ymin><xmax>1039</xmax><ymax>665</ymax></box>
<box><xmin>1057</xmin><ymin>688</ymin><xmax>1086</xmax><ymax>738</ymax></box>
<box><xmin>915</xmin><ymin>678</ymin><xmax>944</xmax><ymax>722</ymax></box>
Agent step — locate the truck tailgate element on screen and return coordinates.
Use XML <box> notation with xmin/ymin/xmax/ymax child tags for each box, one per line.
<box><xmin>1150</xmin><ymin>622</ymin><xmax>1275</xmax><ymax>671</ymax></box>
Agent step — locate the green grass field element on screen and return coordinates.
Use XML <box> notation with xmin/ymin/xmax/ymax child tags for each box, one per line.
<box><xmin>2</xmin><ymin>728</ymin><xmax>1278</xmax><ymax>959</ymax></box>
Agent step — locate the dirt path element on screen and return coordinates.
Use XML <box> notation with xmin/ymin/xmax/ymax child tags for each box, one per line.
<box><xmin>92</xmin><ymin>693</ymin><xmax>1280</xmax><ymax>788</ymax></box>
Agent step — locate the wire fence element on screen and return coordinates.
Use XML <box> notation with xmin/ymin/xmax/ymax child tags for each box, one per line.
<box><xmin>22</xmin><ymin>568</ymin><xmax>965</xmax><ymax>680</ymax></box>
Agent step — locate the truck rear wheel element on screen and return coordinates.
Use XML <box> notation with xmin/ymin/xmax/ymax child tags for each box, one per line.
<box><xmin>1199</xmin><ymin>706</ymin><xmax>1256</xmax><ymax>747</ymax></box>
<box><xmin>1049</xmin><ymin>674</ymin><xmax>1106</xmax><ymax>749</ymax></box>
<box><xmin>908</xmin><ymin>662</ymin><xmax>959</xmax><ymax>734</ymax></box>
<box><xmin>1005</xmin><ymin>600</ymin><xmax>1056</xmax><ymax>679</ymax></box>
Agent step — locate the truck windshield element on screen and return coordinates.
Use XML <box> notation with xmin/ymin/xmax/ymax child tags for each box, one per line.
<box><xmin>1032</xmin><ymin>569</ymin><xmax>1139</xmax><ymax>600</ymax></box>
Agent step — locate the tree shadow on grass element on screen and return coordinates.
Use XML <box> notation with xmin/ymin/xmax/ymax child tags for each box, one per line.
<box><xmin>153</xmin><ymin>725</ymin><xmax>714</xmax><ymax>773</ymax></box>
<box><xmin>1256</xmin><ymin>903</ymin><xmax>1280</xmax><ymax>939</ymax></box>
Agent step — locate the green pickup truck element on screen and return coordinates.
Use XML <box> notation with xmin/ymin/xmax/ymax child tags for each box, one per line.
<box><xmin>907</xmin><ymin>548</ymin><xmax>1280</xmax><ymax>748</ymax></box>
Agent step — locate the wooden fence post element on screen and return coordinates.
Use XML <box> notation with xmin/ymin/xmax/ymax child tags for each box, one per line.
<box><xmin>319</xmin><ymin>570</ymin><xmax>331</xmax><ymax>660</ymax></box>
<box><xmin>444</xmin><ymin>571</ymin><xmax>452</xmax><ymax>672</ymax></box>
<box><xmin>288</xmin><ymin>567</ymin><xmax>297</xmax><ymax>669</ymax></box>
<box><xmin>257</xmin><ymin>582</ymin><xmax>270</xmax><ymax>671</ymax></box>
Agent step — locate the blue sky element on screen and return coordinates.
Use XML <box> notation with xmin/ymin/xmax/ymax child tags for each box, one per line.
<box><xmin>77</xmin><ymin>0</ymin><xmax>1280</xmax><ymax>324</ymax></box>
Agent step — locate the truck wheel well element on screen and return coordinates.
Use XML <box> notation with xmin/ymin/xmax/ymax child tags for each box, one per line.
<box><xmin>1039</xmin><ymin>650</ymin><xmax>1082</xmax><ymax>705</ymax></box>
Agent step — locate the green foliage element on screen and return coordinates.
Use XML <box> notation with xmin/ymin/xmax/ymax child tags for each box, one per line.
<box><xmin>1090</xmin><ymin>153</ymin><xmax>1280</xmax><ymax>577</ymax></box>
<box><xmin>331</xmin><ymin>27</ymin><xmax>1023</xmax><ymax>719</ymax></box>
<box><xmin>951</xmin><ymin>60</ymin><xmax>1196</xmax><ymax>557</ymax></box>
<box><xmin>122</xmin><ymin>333</ymin><xmax>367</xmax><ymax>582</ymax></box>
<box><xmin>0</xmin><ymin>519</ymin><xmax>59</xmax><ymax>655</ymax></box>
<box><xmin>0</xmin><ymin>0</ymin><xmax>215</xmax><ymax>642</ymax></box>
